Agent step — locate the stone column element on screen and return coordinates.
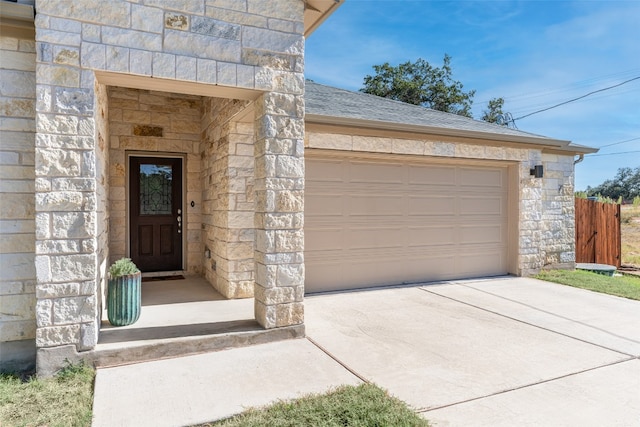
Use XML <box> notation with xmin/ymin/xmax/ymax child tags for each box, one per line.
<box><xmin>518</xmin><ymin>151</ymin><xmax>544</xmax><ymax>275</ymax></box>
<box><xmin>253</xmin><ymin>91</ymin><xmax>305</xmax><ymax>328</ymax></box>
<box><xmin>34</xmin><ymin>22</ymin><xmax>101</xmax><ymax>366</ymax></box>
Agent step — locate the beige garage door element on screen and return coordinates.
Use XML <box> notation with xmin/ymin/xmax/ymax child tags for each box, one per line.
<box><xmin>305</xmin><ymin>155</ymin><xmax>509</xmax><ymax>293</ymax></box>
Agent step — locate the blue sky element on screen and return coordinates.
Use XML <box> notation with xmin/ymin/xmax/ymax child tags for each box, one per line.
<box><xmin>305</xmin><ymin>0</ymin><xmax>640</xmax><ymax>190</ymax></box>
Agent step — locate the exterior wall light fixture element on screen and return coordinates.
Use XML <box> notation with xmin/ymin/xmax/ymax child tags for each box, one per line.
<box><xmin>530</xmin><ymin>165</ymin><xmax>544</xmax><ymax>178</ymax></box>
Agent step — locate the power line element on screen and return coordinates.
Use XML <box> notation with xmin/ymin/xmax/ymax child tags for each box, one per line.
<box><xmin>476</xmin><ymin>68</ymin><xmax>640</xmax><ymax>106</ymax></box>
<box><xmin>598</xmin><ymin>136</ymin><xmax>640</xmax><ymax>149</ymax></box>
<box><xmin>508</xmin><ymin>86</ymin><xmax>640</xmax><ymax>116</ymax></box>
<box><xmin>513</xmin><ymin>76</ymin><xmax>640</xmax><ymax>121</ymax></box>
<box><xmin>586</xmin><ymin>150</ymin><xmax>640</xmax><ymax>157</ymax></box>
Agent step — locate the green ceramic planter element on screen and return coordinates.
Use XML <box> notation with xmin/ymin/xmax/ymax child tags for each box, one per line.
<box><xmin>107</xmin><ymin>272</ymin><xmax>141</xmax><ymax>326</ymax></box>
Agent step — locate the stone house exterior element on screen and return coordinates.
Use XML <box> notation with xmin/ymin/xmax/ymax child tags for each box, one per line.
<box><xmin>0</xmin><ymin>0</ymin><xmax>594</xmax><ymax>374</ymax></box>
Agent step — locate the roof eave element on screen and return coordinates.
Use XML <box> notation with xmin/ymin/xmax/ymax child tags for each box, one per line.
<box><xmin>0</xmin><ymin>1</ymin><xmax>35</xmax><ymax>39</ymax></box>
<box><xmin>306</xmin><ymin>113</ymin><xmax>597</xmax><ymax>154</ymax></box>
<box><xmin>563</xmin><ymin>144</ymin><xmax>599</xmax><ymax>154</ymax></box>
<box><xmin>304</xmin><ymin>0</ymin><xmax>343</xmax><ymax>37</ymax></box>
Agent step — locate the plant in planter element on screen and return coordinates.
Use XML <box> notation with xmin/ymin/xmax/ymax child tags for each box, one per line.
<box><xmin>107</xmin><ymin>258</ymin><xmax>142</xmax><ymax>327</ymax></box>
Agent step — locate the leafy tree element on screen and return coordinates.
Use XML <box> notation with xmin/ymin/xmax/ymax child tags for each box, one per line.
<box><xmin>361</xmin><ymin>54</ymin><xmax>476</xmax><ymax>117</ymax></box>
<box><xmin>481</xmin><ymin>97</ymin><xmax>505</xmax><ymax>124</ymax></box>
<box><xmin>586</xmin><ymin>166</ymin><xmax>640</xmax><ymax>201</ymax></box>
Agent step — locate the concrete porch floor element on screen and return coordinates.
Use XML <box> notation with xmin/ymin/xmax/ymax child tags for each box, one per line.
<box><xmin>92</xmin><ymin>276</ymin><xmax>304</xmax><ymax>367</ymax></box>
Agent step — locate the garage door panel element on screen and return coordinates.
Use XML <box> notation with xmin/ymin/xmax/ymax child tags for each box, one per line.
<box><xmin>351</xmin><ymin>161</ymin><xmax>404</xmax><ymax>183</ymax></box>
<box><xmin>458</xmin><ymin>251</ymin><xmax>506</xmax><ymax>276</ymax></box>
<box><xmin>346</xmin><ymin>258</ymin><xmax>408</xmax><ymax>287</ymax></box>
<box><xmin>350</xmin><ymin>194</ymin><xmax>404</xmax><ymax>216</ymax></box>
<box><xmin>409</xmin><ymin>165</ymin><xmax>457</xmax><ymax>185</ymax></box>
<box><xmin>306</xmin><ymin>194</ymin><xmax>343</xmax><ymax>217</ymax></box>
<box><xmin>305</xmin><ymin>156</ymin><xmax>509</xmax><ymax>293</ymax></box>
<box><xmin>459</xmin><ymin>225</ymin><xmax>504</xmax><ymax>244</ymax></box>
<box><xmin>315</xmin><ymin>255</ymin><xmax>457</xmax><ymax>292</ymax></box>
<box><xmin>306</xmin><ymin>227</ymin><xmax>343</xmax><ymax>251</ymax></box>
<box><xmin>347</xmin><ymin>227</ymin><xmax>405</xmax><ymax>250</ymax></box>
<box><xmin>460</xmin><ymin>167</ymin><xmax>504</xmax><ymax>187</ymax></box>
<box><xmin>306</xmin><ymin>159</ymin><xmax>343</xmax><ymax>181</ymax></box>
<box><xmin>460</xmin><ymin>196</ymin><xmax>504</xmax><ymax>215</ymax></box>
<box><xmin>306</xmin><ymin>261</ymin><xmax>344</xmax><ymax>291</ymax></box>
<box><xmin>408</xmin><ymin>226</ymin><xmax>456</xmax><ymax>246</ymax></box>
<box><xmin>408</xmin><ymin>196</ymin><xmax>456</xmax><ymax>215</ymax></box>
<box><xmin>401</xmin><ymin>256</ymin><xmax>456</xmax><ymax>281</ymax></box>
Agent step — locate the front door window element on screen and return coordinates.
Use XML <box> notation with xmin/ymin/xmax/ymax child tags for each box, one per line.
<box><xmin>139</xmin><ymin>164</ymin><xmax>173</xmax><ymax>215</ymax></box>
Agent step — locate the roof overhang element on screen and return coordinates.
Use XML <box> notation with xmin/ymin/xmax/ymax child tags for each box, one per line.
<box><xmin>304</xmin><ymin>0</ymin><xmax>343</xmax><ymax>37</ymax></box>
<box><xmin>0</xmin><ymin>1</ymin><xmax>35</xmax><ymax>39</ymax></box>
<box><xmin>95</xmin><ymin>70</ymin><xmax>263</xmax><ymax>101</ymax></box>
<box><xmin>306</xmin><ymin>113</ymin><xmax>599</xmax><ymax>155</ymax></box>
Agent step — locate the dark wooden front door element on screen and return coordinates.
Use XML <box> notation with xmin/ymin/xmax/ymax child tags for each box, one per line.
<box><xmin>129</xmin><ymin>156</ymin><xmax>183</xmax><ymax>272</ymax></box>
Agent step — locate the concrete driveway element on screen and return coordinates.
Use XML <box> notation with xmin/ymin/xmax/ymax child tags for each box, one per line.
<box><xmin>93</xmin><ymin>277</ymin><xmax>640</xmax><ymax>426</ymax></box>
<box><xmin>305</xmin><ymin>277</ymin><xmax>640</xmax><ymax>426</ymax></box>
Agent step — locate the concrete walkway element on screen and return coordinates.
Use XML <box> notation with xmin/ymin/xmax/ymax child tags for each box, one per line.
<box><xmin>92</xmin><ymin>277</ymin><xmax>640</xmax><ymax>426</ymax></box>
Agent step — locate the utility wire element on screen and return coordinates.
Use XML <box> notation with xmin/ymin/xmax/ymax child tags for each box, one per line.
<box><xmin>509</xmin><ymin>86</ymin><xmax>640</xmax><ymax>116</ymax></box>
<box><xmin>586</xmin><ymin>150</ymin><xmax>640</xmax><ymax>157</ymax></box>
<box><xmin>598</xmin><ymin>136</ymin><xmax>640</xmax><ymax>149</ymax></box>
<box><xmin>513</xmin><ymin>76</ymin><xmax>640</xmax><ymax>121</ymax></box>
<box><xmin>476</xmin><ymin>68</ymin><xmax>640</xmax><ymax>106</ymax></box>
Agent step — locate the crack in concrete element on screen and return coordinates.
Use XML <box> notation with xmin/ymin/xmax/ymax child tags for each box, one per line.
<box><xmin>455</xmin><ymin>281</ymin><xmax>640</xmax><ymax>346</ymax></box>
<box><xmin>419</xmin><ymin>286</ymin><xmax>637</xmax><ymax>358</ymax></box>
<box><xmin>305</xmin><ymin>336</ymin><xmax>371</xmax><ymax>384</ymax></box>
<box><xmin>416</xmin><ymin>357</ymin><xmax>637</xmax><ymax>413</ymax></box>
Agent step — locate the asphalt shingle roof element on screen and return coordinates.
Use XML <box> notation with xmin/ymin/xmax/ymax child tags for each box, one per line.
<box><xmin>304</xmin><ymin>80</ymin><xmax>560</xmax><ymax>142</ymax></box>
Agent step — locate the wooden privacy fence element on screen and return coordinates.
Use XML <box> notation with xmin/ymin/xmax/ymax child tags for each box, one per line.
<box><xmin>575</xmin><ymin>198</ymin><xmax>621</xmax><ymax>267</ymax></box>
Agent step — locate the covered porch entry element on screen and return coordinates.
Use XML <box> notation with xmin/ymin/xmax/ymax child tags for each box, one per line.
<box><xmin>93</xmin><ymin>73</ymin><xmax>305</xmax><ymax>365</ymax></box>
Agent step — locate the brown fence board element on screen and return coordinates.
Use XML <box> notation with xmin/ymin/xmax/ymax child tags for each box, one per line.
<box><xmin>575</xmin><ymin>198</ymin><xmax>621</xmax><ymax>267</ymax></box>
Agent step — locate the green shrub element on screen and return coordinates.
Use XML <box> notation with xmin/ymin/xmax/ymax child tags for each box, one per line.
<box><xmin>575</xmin><ymin>191</ymin><xmax>588</xmax><ymax>199</ymax></box>
<box><xmin>109</xmin><ymin>258</ymin><xmax>140</xmax><ymax>278</ymax></box>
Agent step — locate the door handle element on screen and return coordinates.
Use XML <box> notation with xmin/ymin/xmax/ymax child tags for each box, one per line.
<box><xmin>177</xmin><ymin>209</ymin><xmax>182</xmax><ymax>234</ymax></box>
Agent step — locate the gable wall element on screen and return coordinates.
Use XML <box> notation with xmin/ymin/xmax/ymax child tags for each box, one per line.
<box><xmin>0</xmin><ymin>34</ymin><xmax>37</xmax><ymax>371</ymax></box>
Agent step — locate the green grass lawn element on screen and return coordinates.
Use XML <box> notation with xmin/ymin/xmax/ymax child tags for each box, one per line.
<box><xmin>536</xmin><ymin>269</ymin><xmax>640</xmax><ymax>300</ymax></box>
<box><xmin>1</xmin><ymin>366</ymin><xmax>426</xmax><ymax>427</ymax></box>
<box><xmin>204</xmin><ymin>384</ymin><xmax>429</xmax><ymax>427</ymax></box>
<box><xmin>0</xmin><ymin>364</ymin><xmax>94</xmax><ymax>427</ymax></box>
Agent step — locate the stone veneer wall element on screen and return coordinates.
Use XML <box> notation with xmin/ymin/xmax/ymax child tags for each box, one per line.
<box><xmin>253</xmin><ymin>92</ymin><xmax>306</xmax><ymax>327</ymax></box>
<box><xmin>201</xmin><ymin>98</ymin><xmax>255</xmax><ymax>298</ymax></box>
<box><xmin>540</xmin><ymin>153</ymin><xmax>575</xmax><ymax>269</ymax></box>
<box><xmin>107</xmin><ymin>87</ymin><xmax>203</xmax><ymax>274</ymax></box>
<box><xmin>32</xmin><ymin>0</ymin><xmax>306</xmax><ymax>368</ymax></box>
<box><xmin>0</xmin><ymin>34</ymin><xmax>37</xmax><ymax>371</ymax></box>
<box><xmin>306</xmin><ymin>132</ymin><xmax>576</xmax><ymax>275</ymax></box>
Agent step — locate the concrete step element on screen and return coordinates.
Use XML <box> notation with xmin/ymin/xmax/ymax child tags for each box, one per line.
<box><xmin>92</xmin><ymin>322</ymin><xmax>305</xmax><ymax>368</ymax></box>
